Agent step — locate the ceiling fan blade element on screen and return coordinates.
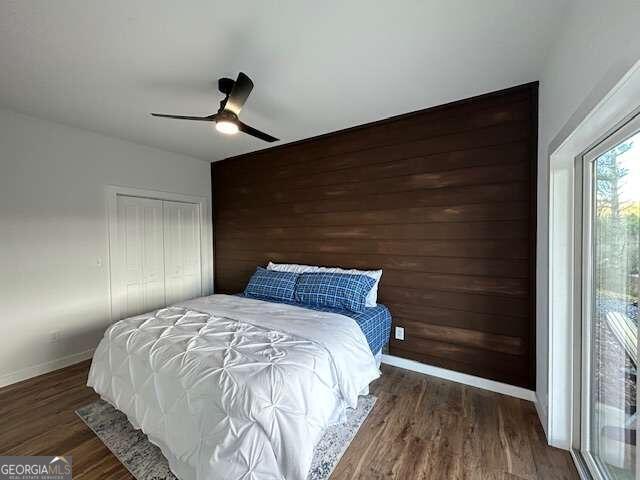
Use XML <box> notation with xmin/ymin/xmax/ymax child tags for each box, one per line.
<box><xmin>223</xmin><ymin>72</ymin><xmax>254</xmax><ymax>115</ymax></box>
<box><xmin>151</xmin><ymin>113</ymin><xmax>217</xmax><ymax>121</ymax></box>
<box><xmin>238</xmin><ymin>121</ymin><xmax>278</xmax><ymax>142</ymax></box>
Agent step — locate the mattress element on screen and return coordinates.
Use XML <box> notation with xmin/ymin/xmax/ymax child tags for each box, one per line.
<box><xmin>88</xmin><ymin>294</ymin><xmax>380</xmax><ymax>480</ymax></box>
<box><xmin>238</xmin><ymin>294</ymin><xmax>392</xmax><ymax>355</ymax></box>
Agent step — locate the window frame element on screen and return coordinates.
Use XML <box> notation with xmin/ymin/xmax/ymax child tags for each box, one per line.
<box><xmin>577</xmin><ymin>112</ymin><xmax>640</xmax><ymax>479</ymax></box>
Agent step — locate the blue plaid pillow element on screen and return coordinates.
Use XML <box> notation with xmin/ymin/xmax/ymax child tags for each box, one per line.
<box><xmin>294</xmin><ymin>272</ymin><xmax>376</xmax><ymax>313</ymax></box>
<box><xmin>244</xmin><ymin>267</ymin><xmax>299</xmax><ymax>302</ymax></box>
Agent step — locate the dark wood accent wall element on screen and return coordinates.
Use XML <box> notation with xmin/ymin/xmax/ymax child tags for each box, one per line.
<box><xmin>211</xmin><ymin>83</ymin><xmax>538</xmax><ymax>389</ymax></box>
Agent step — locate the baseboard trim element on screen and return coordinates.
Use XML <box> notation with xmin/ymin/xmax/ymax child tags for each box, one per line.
<box><xmin>0</xmin><ymin>349</ymin><xmax>95</xmax><ymax>388</ymax></box>
<box><xmin>381</xmin><ymin>354</ymin><xmax>536</xmax><ymax>402</ymax></box>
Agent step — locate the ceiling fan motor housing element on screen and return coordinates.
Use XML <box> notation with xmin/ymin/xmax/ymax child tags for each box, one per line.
<box><xmin>218</xmin><ymin>77</ymin><xmax>235</xmax><ymax>95</ymax></box>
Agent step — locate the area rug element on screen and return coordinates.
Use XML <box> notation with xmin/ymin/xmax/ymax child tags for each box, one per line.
<box><xmin>76</xmin><ymin>395</ymin><xmax>376</xmax><ymax>480</ymax></box>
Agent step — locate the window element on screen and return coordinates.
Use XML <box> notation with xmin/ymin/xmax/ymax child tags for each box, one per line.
<box><xmin>581</xmin><ymin>115</ymin><xmax>640</xmax><ymax>479</ymax></box>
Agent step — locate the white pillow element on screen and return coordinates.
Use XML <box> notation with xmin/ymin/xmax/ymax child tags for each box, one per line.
<box><xmin>267</xmin><ymin>262</ymin><xmax>382</xmax><ymax>307</ymax></box>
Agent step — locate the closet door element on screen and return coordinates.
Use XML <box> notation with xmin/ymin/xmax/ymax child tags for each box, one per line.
<box><xmin>163</xmin><ymin>201</ymin><xmax>202</xmax><ymax>305</ymax></box>
<box><xmin>115</xmin><ymin>195</ymin><xmax>165</xmax><ymax>318</ymax></box>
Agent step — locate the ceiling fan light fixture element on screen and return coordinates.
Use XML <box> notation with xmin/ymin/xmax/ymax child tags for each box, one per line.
<box><xmin>215</xmin><ymin>120</ymin><xmax>239</xmax><ymax>135</ymax></box>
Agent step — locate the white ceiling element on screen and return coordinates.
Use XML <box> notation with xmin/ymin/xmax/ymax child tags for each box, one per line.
<box><xmin>0</xmin><ymin>0</ymin><xmax>569</xmax><ymax>162</ymax></box>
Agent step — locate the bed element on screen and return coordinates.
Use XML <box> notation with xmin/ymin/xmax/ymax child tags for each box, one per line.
<box><xmin>236</xmin><ymin>293</ymin><xmax>392</xmax><ymax>365</ymax></box>
<box><xmin>88</xmin><ymin>292</ymin><xmax>391</xmax><ymax>480</ymax></box>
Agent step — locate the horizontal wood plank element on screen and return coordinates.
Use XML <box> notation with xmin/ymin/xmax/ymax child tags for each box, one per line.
<box><xmin>392</xmin><ymin>318</ymin><xmax>527</xmax><ymax>355</ymax></box>
<box><xmin>379</xmin><ymin>286</ymin><xmax>529</xmax><ymax>318</ymax></box>
<box><xmin>215</xmin><ymin>220</ymin><xmax>530</xmax><ymax>242</ymax></box>
<box><xmin>219</xmin><ymin>177</ymin><xmax>530</xmax><ymax>216</ymax></box>
<box><xmin>389</xmin><ymin>336</ymin><xmax>527</xmax><ymax>376</ymax></box>
<box><xmin>217</xmin><ymin>238</ymin><xmax>530</xmax><ymax>259</ymax></box>
<box><xmin>215</xmin><ymin>250</ymin><xmax>529</xmax><ymax>278</ymax></box>
<box><xmin>382</xmin><ymin>269</ymin><xmax>528</xmax><ymax>297</ymax></box>
<box><xmin>384</xmin><ymin>302</ymin><xmax>529</xmax><ymax>337</ymax></box>
<box><xmin>217</xmin><ymin>202</ymin><xmax>530</xmax><ymax>228</ymax></box>
<box><xmin>390</xmin><ymin>346</ymin><xmax>530</xmax><ymax>387</ymax></box>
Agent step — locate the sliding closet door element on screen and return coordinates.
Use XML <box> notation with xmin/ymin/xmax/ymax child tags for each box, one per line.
<box><xmin>115</xmin><ymin>195</ymin><xmax>166</xmax><ymax>318</ymax></box>
<box><xmin>163</xmin><ymin>201</ymin><xmax>202</xmax><ymax>305</ymax></box>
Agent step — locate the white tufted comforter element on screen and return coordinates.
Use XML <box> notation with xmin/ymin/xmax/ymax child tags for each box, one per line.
<box><xmin>87</xmin><ymin>294</ymin><xmax>379</xmax><ymax>480</ymax></box>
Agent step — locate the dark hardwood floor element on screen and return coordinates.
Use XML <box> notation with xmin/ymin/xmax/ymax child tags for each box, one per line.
<box><xmin>0</xmin><ymin>361</ymin><xmax>577</xmax><ymax>479</ymax></box>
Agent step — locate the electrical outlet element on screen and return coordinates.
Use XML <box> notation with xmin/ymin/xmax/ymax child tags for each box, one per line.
<box><xmin>395</xmin><ymin>326</ymin><xmax>405</xmax><ymax>341</ymax></box>
<box><xmin>50</xmin><ymin>330</ymin><xmax>62</xmax><ymax>343</ymax></box>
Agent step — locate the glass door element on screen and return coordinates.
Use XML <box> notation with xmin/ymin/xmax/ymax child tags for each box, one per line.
<box><xmin>582</xmin><ymin>115</ymin><xmax>640</xmax><ymax>480</ymax></box>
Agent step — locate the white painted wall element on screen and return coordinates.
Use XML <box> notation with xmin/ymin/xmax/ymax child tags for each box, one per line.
<box><xmin>0</xmin><ymin>108</ymin><xmax>212</xmax><ymax>385</ymax></box>
<box><xmin>536</xmin><ymin>0</ymin><xmax>640</xmax><ymax>433</ymax></box>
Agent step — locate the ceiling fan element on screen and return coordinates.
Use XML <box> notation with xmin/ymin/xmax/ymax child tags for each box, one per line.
<box><xmin>151</xmin><ymin>72</ymin><xmax>278</xmax><ymax>143</ymax></box>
